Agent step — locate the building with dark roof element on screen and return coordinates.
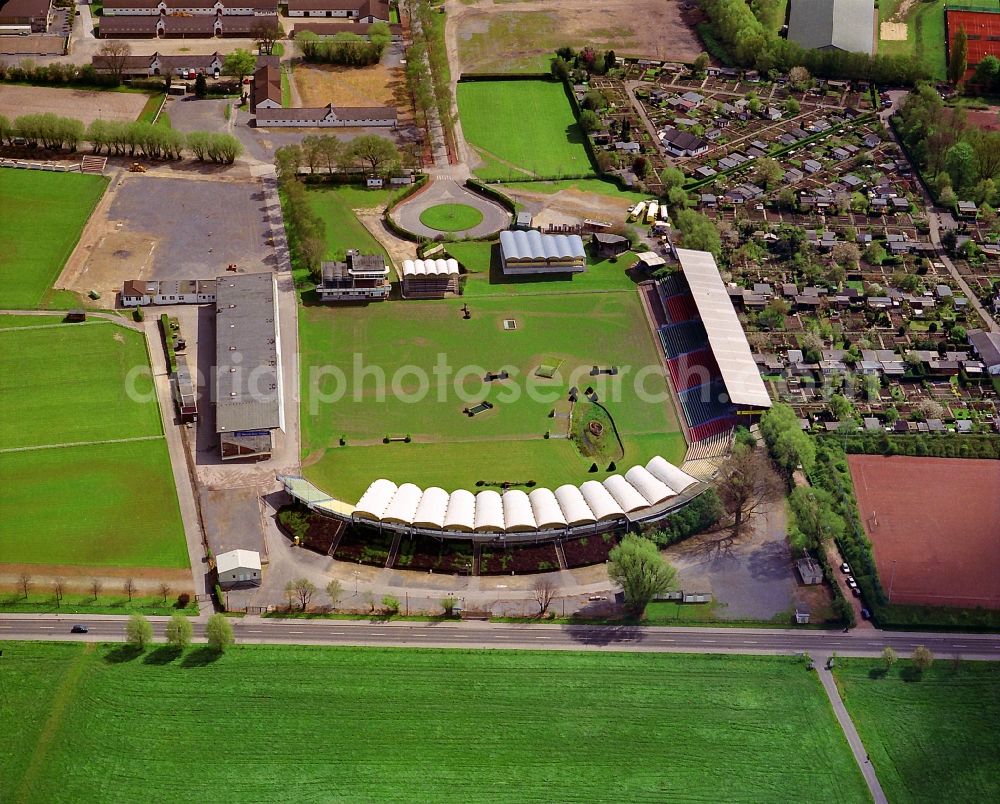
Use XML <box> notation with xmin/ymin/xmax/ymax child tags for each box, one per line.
<box><xmin>286</xmin><ymin>0</ymin><xmax>389</xmax><ymax>23</ymax></box>
<box><xmin>98</xmin><ymin>12</ymin><xmax>278</xmax><ymax>37</ymax></box>
<box><xmin>968</xmin><ymin>329</ymin><xmax>1000</xmax><ymax>375</ymax></box>
<box><xmin>659</xmin><ymin>128</ymin><xmax>709</xmax><ymax>157</ymax></box>
<box><xmin>788</xmin><ymin>0</ymin><xmax>875</xmax><ymax>54</ymax></box>
<box><xmin>102</xmin><ymin>0</ymin><xmax>277</xmax><ymax>15</ymax></box>
<box><xmin>254</xmin><ymin>103</ymin><xmax>397</xmax><ymax>127</ymax></box>
<box><xmin>215</xmin><ymin>272</ymin><xmax>283</xmax><ymax>461</ymax></box>
<box><xmin>318</xmin><ymin>251</ymin><xmax>391</xmax><ymax>302</ymax></box>
<box><xmin>250</xmin><ymin>58</ymin><xmax>281</xmax><ymax>111</ymax></box>
<box><xmin>92</xmin><ymin>51</ymin><xmax>226</xmax><ymax>78</ymax></box>
<box><xmin>0</xmin><ymin>0</ymin><xmax>51</xmax><ymax>31</ymax></box>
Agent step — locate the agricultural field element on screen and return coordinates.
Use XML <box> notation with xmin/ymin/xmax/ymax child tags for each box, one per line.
<box><xmin>0</xmin><ymin>171</ymin><xmax>108</xmax><ymax>309</ymax></box>
<box><xmin>299</xmin><ymin>288</ymin><xmax>683</xmax><ymax>501</ymax></box>
<box><xmin>1</xmin><ymin>644</ymin><xmax>869</xmax><ymax>802</ymax></box>
<box><xmin>451</xmin><ymin>0</ymin><xmax>706</xmax><ymax>73</ymax></box>
<box><xmin>0</xmin><ymin>319</ymin><xmax>187</xmax><ymax>569</ymax></box>
<box><xmin>834</xmin><ymin>658</ymin><xmax>1000</xmax><ymax>803</ymax></box>
<box><xmin>457</xmin><ymin>80</ymin><xmax>594</xmax><ymax>180</ymax></box>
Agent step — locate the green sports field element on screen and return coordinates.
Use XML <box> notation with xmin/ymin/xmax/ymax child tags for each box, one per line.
<box><xmin>300</xmin><ymin>289</ymin><xmax>683</xmax><ymax>501</ymax></box>
<box><xmin>834</xmin><ymin>658</ymin><xmax>1000</xmax><ymax>803</ymax></box>
<box><xmin>457</xmin><ymin>80</ymin><xmax>595</xmax><ymax>181</ymax></box>
<box><xmin>0</xmin><ymin>171</ymin><xmax>108</xmax><ymax>309</ymax></box>
<box><xmin>1</xmin><ymin>644</ymin><xmax>869</xmax><ymax>802</ymax></box>
<box><xmin>0</xmin><ymin>319</ymin><xmax>187</xmax><ymax>568</ymax></box>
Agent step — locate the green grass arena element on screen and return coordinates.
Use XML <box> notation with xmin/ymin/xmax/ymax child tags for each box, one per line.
<box><xmin>0</xmin><ymin>319</ymin><xmax>187</xmax><ymax>568</ymax></box>
<box><xmin>1</xmin><ymin>644</ymin><xmax>870</xmax><ymax>802</ymax></box>
<box><xmin>0</xmin><ymin>170</ymin><xmax>108</xmax><ymax>309</ymax></box>
<box><xmin>300</xmin><ymin>288</ymin><xmax>684</xmax><ymax>502</ymax></box>
<box><xmin>834</xmin><ymin>659</ymin><xmax>1000</xmax><ymax>803</ymax></box>
<box><xmin>457</xmin><ymin>80</ymin><xmax>595</xmax><ymax>181</ymax></box>
<box><xmin>418</xmin><ymin>202</ymin><xmax>485</xmax><ymax>232</ymax></box>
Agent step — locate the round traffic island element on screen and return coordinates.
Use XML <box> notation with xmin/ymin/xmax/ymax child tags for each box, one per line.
<box><xmin>418</xmin><ymin>203</ymin><xmax>485</xmax><ymax>233</ymax></box>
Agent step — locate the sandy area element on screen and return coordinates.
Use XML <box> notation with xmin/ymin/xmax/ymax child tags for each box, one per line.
<box><xmin>0</xmin><ymin>85</ymin><xmax>148</xmax><ymax>127</ymax></box>
<box><xmin>449</xmin><ymin>0</ymin><xmax>706</xmax><ymax>73</ymax></box>
<box><xmin>293</xmin><ymin>62</ymin><xmax>403</xmax><ymax>109</ymax></box>
<box><xmin>879</xmin><ymin>22</ymin><xmax>908</xmax><ymax>41</ymax></box>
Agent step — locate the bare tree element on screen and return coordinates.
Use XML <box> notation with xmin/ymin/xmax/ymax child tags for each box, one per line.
<box><xmin>531</xmin><ymin>576</ymin><xmax>557</xmax><ymax>616</ymax></box>
<box><xmin>90</xmin><ymin>578</ymin><xmax>103</xmax><ymax>601</ymax></box>
<box><xmin>53</xmin><ymin>578</ymin><xmax>66</xmax><ymax>608</ymax></box>
<box><xmin>18</xmin><ymin>572</ymin><xmax>31</xmax><ymax>599</ymax></box>
<box><xmin>98</xmin><ymin>40</ymin><xmax>132</xmax><ymax>86</ymax></box>
<box><xmin>123</xmin><ymin>577</ymin><xmax>136</xmax><ymax>603</ymax></box>
<box><xmin>158</xmin><ymin>583</ymin><xmax>171</xmax><ymax>604</ymax></box>
<box><xmin>293</xmin><ymin>578</ymin><xmax>317</xmax><ymax>612</ymax></box>
<box><xmin>716</xmin><ymin>445</ymin><xmax>784</xmax><ymax>538</ymax></box>
<box><xmin>252</xmin><ymin>20</ymin><xmax>284</xmax><ymax>56</ymax></box>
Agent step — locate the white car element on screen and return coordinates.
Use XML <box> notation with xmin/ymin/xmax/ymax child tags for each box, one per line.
<box><xmin>846</xmin><ymin>577</ymin><xmax>858</xmax><ymax>589</ymax></box>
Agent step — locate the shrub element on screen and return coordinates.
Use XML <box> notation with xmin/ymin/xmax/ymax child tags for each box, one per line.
<box><xmin>381</xmin><ymin>595</ymin><xmax>400</xmax><ymax>614</ymax></box>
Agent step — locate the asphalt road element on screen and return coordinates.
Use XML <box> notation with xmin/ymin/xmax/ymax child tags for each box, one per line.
<box><xmin>3</xmin><ymin>615</ymin><xmax>1000</xmax><ymax>659</ymax></box>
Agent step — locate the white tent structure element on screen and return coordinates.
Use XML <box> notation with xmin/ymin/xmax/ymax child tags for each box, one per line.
<box><xmin>401</xmin><ymin>258</ymin><xmax>460</xmax><ymax>297</ymax></box>
<box><xmin>284</xmin><ymin>455</ymin><xmax>702</xmax><ymax>539</ymax></box>
<box><xmin>499</xmin><ymin>230</ymin><xmax>587</xmax><ymax>275</ymax></box>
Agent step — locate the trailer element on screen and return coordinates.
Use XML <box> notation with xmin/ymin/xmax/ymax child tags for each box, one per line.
<box><xmin>628</xmin><ymin>201</ymin><xmax>647</xmax><ymax>222</ymax></box>
<box><xmin>645</xmin><ymin>201</ymin><xmax>659</xmax><ymax>224</ymax></box>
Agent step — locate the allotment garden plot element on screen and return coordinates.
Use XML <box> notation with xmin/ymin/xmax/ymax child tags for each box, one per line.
<box><xmin>0</xmin><ymin>319</ymin><xmax>187</xmax><ymax>569</ymax></box>
<box><xmin>457</xmin><ymin>80</ymin><xmax>595</xmax><ymax>181</ymax></box>
<box><xmin>300</xmin><ymin>290</ymin><xmax>684</xmax><ymax>501</ymax></box>
<box><xmin>0</xmin><ymin>170</ymin><xmax>108</xmax><ymax>309</ymax></box>
<box><xmin>2</xmin><ymin>644</ymin><xmax>869</xmax><ymax>802</ymax></box>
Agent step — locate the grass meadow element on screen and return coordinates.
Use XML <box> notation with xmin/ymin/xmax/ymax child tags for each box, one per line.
<box><xmin>0</xmin><ymin>171</ymin><xmax>108</xmax><ymax>309</ymax></box>
<box><xmin>303</xmin><ymin>184</ymin><xmax>405</xmax><ymax>265</ymax></box>
<box><xmin>418</xmin><ymin>202</ymin><xmax>484</xmax><ymax>232</ymax></box>
<box><xmin>834</xmin><ymin>658</ymin><xmax>1000</xmax><ymax>803</ymax></box>
<box><xmin>299</xmin><ymin>290</ymin><xmax>683</xmax><ymax>501</ymax></box>
<box><xmin>0</xmin><ymin>319</ymin><xmax>187</xmax><ymax>568</ymax></box>
<box><xmin>2</xmin><ymin>644</ymin><xmax>869</xmax><ymax>802</ymax></box>
<box><xmin>457</xmin><ymin>80</ymin><xmax>595</xmax><ymax>181</ymax></box>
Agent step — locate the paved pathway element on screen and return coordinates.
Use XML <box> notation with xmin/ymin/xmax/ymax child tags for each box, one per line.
<box><xmin>817</xmin><ymin>655</ymin><xmax>889</xmax><ymax>804</ymax></box>
<box><xmin>391</xmin><ymin>177</ymin><xmax>510</xmax><ymax>239</ymax></box>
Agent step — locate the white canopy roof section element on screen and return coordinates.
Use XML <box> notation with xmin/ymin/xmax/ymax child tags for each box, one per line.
<box><xmin>529</xmin><ymin>487</ymin><xmax>568</xmax><ymax>529</ymax></box>
<box><xmin>474</xmin><ymin>490</ymin><xmax>505</xmax><ymax>532</ymax></box>
<box><xmin>402</xmin><ymin>258</ymin><xmax>460</xmax><ymax>277</ymax></box>
<box><xmin>646</xmin><ymin>455</ymin><xmax>698</xmax><ymax>493</ymax></box>
<box><xmin>623</xmin><ymin>465</ymin><xmax>675</xmax><ymax>505</ymax></box>
<box><xmin>675</xmin><ymin>248</ymin><xmax>772</xmax><ymax>409</ymax></box>
<box><xmin>499</xmin><ymin>230</ymin><xmax>586</xmax><ymax>261</ymax></box>
<box><xmin>348</xmin><ymin>455</ymin><xmax>698</xmax><ymax>534</ymax></box>
<box><xmin>443</xmin><ymin>489</ymin><xmax>476</xmax><ymax>532</ymax></box>
<box><xmin>554</xmin><ymin>484</ymin><xmax>596</xmax><ymax>526</ymax></box>
<box><xmin>412</xmin><ymin>486</ymin><xmax>449</xmax><ymax>529</ymax></box>
<box><xmin>354</xmin><ymin>478</ymin><xmax>398</xmax><ymax>520</ymax></box>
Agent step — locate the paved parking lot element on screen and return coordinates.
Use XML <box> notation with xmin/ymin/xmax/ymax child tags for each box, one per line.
<box><xmin>105</xmin><ymin>174</ymin><xmax>273</xmax><ymax>280</ymax></box>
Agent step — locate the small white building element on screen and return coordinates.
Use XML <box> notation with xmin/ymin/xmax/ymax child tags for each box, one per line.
<box><xmin>216</xmin><ymin>549</ymin><xmax>262</xmax><ymax>587</ymax></box>
<box><xmin>120</xmin><ymin>278</ymin><xmax>217</xmax><ymax>307</ymax></box>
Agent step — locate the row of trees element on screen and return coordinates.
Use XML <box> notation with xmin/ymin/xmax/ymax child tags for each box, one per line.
<box><xmin>0</xmin><ymin>111</ymin><xmax>243</xmax><ymax>164</ymax></box>
<box><xmin>15</xmin><ymin>573</ymin><xmax>182</xmax><ymax>606</ymax></box>
<box><xmin>409</xmin><ymin>0</ymin><xmax>453</xmax><ymax>151</ymax></box>
<box><xmin>895</xmin><ymin>85</ymin><xmax>1000</xmax><ymax>203</ymax></box>
<box><xmin>126</xmin><ymin>612</ymin><xmax>234</xmax><ymax>652</ymax></box>
<box><xmin>297</xmin><ymin>26</ymin><xmax>391</xmax><ymax>66</ymax></box>
<box><xmin>700</xmin><ymin>0</ymin><xmax>928</xmax><ymax>85</ymax></box>
<box><xmin>280</xmin><ymin>178</ymin><xmax>326</xmax><ymax>278</ymax></box>
<box><xmin>275</xmin><ymin>133</ymin><xmax>404</xmax><ymax>179</ymax></box>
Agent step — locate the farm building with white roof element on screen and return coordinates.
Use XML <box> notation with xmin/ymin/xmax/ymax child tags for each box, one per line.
<box><xmin>499</xmin><ymin>230</ymin><xmax>586</xmax><ymax>275</ymax></box>
<box><xmin>401</xmin><ymin>258</ymin><xmax>460</xmax><ymax>298</ymax></box>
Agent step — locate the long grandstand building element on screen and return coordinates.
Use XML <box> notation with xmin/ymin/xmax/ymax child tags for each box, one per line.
<box><xmin>642</xmin><ymin>248</ymin><xmax>771</xmax><ymax>441</ymax></box>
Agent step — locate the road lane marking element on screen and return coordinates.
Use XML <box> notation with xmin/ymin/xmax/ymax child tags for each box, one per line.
<box><xmin>39</xmin><ymin>626</ymin><xmax>55</xmax><ymax>630</ymax></box>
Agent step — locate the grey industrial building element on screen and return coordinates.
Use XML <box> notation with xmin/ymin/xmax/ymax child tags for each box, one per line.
<box><xmin>787</xmin><ymin>0</ymin><xmax>876</xmax><ymax>55</ymax></box>
<box><xmin>214</xmin><ymin>272</ymin><xmax>283</xmax><ymax>461</ymax></box>
<box><xmin>498</xmin><ymin>230</ymin><xmax>587</xmax><ymax>276</ymax></box>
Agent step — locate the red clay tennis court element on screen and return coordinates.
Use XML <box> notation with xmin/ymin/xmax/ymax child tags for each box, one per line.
<box><xmin>848</xmin><ymin>455</ymin><xmax>1000</xmax><ymax>609</ymax></box>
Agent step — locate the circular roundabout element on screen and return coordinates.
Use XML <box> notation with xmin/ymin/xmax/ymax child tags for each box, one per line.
<box><xmin>418</xmin><ymin>203</ymin><xmax>484</xmax><ymax>233</ymax></box>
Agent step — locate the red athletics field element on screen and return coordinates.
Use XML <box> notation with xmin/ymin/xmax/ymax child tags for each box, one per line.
<box><xmin>848</xmin><ymin>455</ymin><xmax>1000</xmax><ymax>609</ymax></box>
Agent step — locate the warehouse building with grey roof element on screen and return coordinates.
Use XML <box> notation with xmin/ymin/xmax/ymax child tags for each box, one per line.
<box><xmin>787</xmin><ymin>0</ymin><xmax>876</xmax><ymax>55</ymax></box>
<box><xmin>215</xmin><ymin>272</ymin><xmax>283</xmax><ymax>461</ymax></box>
<box><xmin>498</xmin><ymin>230</ymin><xmax>587</xmax><ymax>275</ymax></box>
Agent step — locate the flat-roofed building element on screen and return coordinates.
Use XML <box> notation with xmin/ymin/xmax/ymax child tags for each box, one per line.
<box><xmin>173</xmin><ymin>354</ymin><xmax>199</xmax><ymax>423</ymax></box>
<box><xmin>498</xmin><ymin>230</ymin><xmax>586</xmax><ymax>276</ymax></box>
<box><xmin>215</xmin><ymin>272</ymin><xmax>283</xmax><ymax>461</ymax></box>
<box><xmin>318</xmin><ymin>251</ymin><xmax>391</xmax><ymax>302</ymax></box>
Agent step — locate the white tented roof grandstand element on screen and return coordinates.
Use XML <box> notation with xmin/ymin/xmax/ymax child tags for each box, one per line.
<box><xmin>348</xmin><ymin>456</ymin><xmax>698</xmax><ymax>534</ymax></box>
<box><xmin>401</xmin><ymin>258</ymin><xmax>460</xmax><ymax>277</ymax></box>
<box><xmin>675</xmin><ymin>248</ymin><xmax>772</xmax><ymax>409</ymax></box>
<box><xmin>499</xmin><ymin>230</ymin><xmax>586</xmax><ymax>261</ymax></box>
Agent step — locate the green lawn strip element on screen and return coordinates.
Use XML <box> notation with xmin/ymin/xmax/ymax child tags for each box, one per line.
<box><xmin>0</xmin><ymin>642</ymin><xmax>91</xmax><ymax>801</ymax></box>
<box><xmin>0</xmin><ymin>439</ymin><xmax>188</xmax><ymax>568</ymax></box>
<box><xmin>304</xmin><ymin>185</ymin><xmax>403</xmax><ymax>263</ymax></box>
<box><xmin>0</xmin><ymin>171</ymin><xmax>108</xmax><ymax>309</ymax></box>
<box><xmin>280</xmin><ymin>65</ymin><xmax>291</xmax><ymax>107</ymax></box>
<box><xmin>0</xmin><ymin>594</ymin><xmax>198</xmax><ymax>616</ymax></box>
<box><xmin>299</xmin><ymin>291</ymin><xmax>680</xmax><ymax>497</ymax></box>
<box><xmin>2</xmin><ymin>645</ymin><xmax>869</xmax><ymax>802</ymax></box>
<box><xmin>0</xmin><ymin>321</ymin><xmax>162</xmax><ymax>449</ymax></box>
<box><xmin>418</xmin><ymin>203</ymin><xmax>484</xmax><ymax>232</ymax></box>
<box><xmin>500</xmin><ymin>177</ymin><xmax>650</xmax><ymax>204</ymax></box>
<box><xmin>834</xmin><ymin>658</ymin><xmax>1000</xmax><ymax>803</ymax></box>
<box><xmin>135</xmin><ymin>92</ymin><xmax>165</xmax><ymax>123</ymax></box>
<box><xmin>457</xmin><ymin>80</ymin><xmax>594</xmax><ymax>180</ymax></box>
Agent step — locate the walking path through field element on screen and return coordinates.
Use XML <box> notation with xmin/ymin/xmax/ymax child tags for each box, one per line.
<box><xmin>816</xmin><ymin>656</ymin><xmax>889</xmax><ymax>804</ymax></box>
